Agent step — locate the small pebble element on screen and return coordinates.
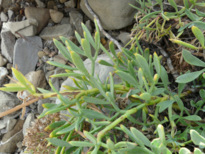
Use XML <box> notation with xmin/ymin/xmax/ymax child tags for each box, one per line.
<box><xmin>38</xmin><ymin>51</ymin><xmax>46</xmax><ymax>58</ymax></box>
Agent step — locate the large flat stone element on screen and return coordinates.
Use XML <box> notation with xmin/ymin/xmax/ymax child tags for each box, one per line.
<box><xmin>13</xmin><ymin>36</ymin><xmax>42</xmax><ymax>75</ymax></box>
<box><xmin>80</xmin><ymin>0</ymin><xmax>138</xmax><ymax>30</ymax></box>
<box><xmin>40</xmin><ymin>24</ymin><xmax>73</xmax><ymax>40</ymax></box>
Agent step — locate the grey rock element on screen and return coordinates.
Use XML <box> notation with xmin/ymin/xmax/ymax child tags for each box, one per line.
<box><xmin>0</xmin><ymin>116</ymin><xmax>11</xmax><ymax>129</ymax></box>
<box><xmin>1</xmin><ymin>30</ymin><xmax>15</xmax><ymax>63</ymax></box>
<box><xmin>2</xmin><ymin>19</ymin><xmax>38</xmax><ymax>37</ymax></box>
<box><xmin>49</xmin><ymin>9</ymin><xmax>64</xmax><ymax>23</ymax></box>
<box><xmin>117</xmin><ymin>32</ymin><xmax>131</xmax><ymax>46</ymax></box>
<box><xmin>69</xmin><ymin>10</ymin><xmax>83</xmax><ymax>36</ymax></box>
<box><xmin>0</xmin><ymin>12</ymin><xmax>8</xmax><ymax>22</ymax></box>
<box><xmin>65</xmin><ymin>0</ymin><xmax>76</xmax><ymax>8</ymax></box>
<box><xmin>23</xmin><ymin>113</ymin><xmax>34</xmax><ymax>136</ymax></box>
<box><xmin>40</xmin><ymin>24</ymin><xmax>73</xmax><ymax>40</ymax></box>
<box><xmin>0</xmin><ymin>67</ymin><xmax>8</xmax><ymax>79</ymax></box>
<box><xmin>0</xmin><ymin>54</ymin><xmax>7</xmax><ymax>67</ymax></box>
<box><xmin>0</xmin><ymin>91</ymin><xmax>20</xmax><ymax>117</ymax></box>
<box><xmin>80</xmin><ymin>0</ymin><xmax>138</xmax><ymax>30</ymax></box>
<box><xmin>0</xmin><ymin>0</ymin><xmax>12</xmax><ymax>9</ymax></box>
<box><xmin>85</xmin><ymin>20</ymin><xmax>92</xmax><ymax>33</ymax></box>
<box><xmin>6</xmin><ymin>118</ymin><xmax>17</xmax><ymax>132</ymax></box>
<box><xmin>46</xmin><ymin>67</ymin><xmax>66</xmax><ymax>91</ymax></box>
<box><xmin>0</xmin><ymin>119</ymin><xmax>24</xmax><ymax>153</ymax></box>
<box><xmin>60</xmin><ymin>17</ymin><xmax>70</xmax><ymax>24</ymax></box>
<box><xmin>13</xmin><ymin>36</ymin><xmax>42</xmax><ymax>75</ymax></box>
<box><xmin>25</xmin><ymin>7</ymin><xmax>50</xmax><ymax>33</ymax></box>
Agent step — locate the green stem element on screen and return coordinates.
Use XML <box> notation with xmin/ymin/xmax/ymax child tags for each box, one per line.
<box><xmin>97</xmin><ymin>103</ymin><xmax>146</xmax><ymax>143</ymax></box>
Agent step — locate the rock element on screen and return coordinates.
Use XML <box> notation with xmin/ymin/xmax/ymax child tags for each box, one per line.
<box><xmin>0</xmin><ymin>54</ymin><xmax>7</xmax><ymax>67</ymax></box>
<box><xmin>85</xmin><ymin>20</ymin><xmax>92</xmax><ymax>33</ymax></box>
<box><xmin>49</xmin><ymin>9</ymin><xmax>64</xmax><ymax>23</ymax></box>
<box><xmin>69</xmin><ymin>10</ymin><xmax>83</xmax><ymax>36</ymax></box>
<box><xmin>60</xmin><ymin>17</ymin><xmax>70</xmax><ymax>24</ymax></box>
<box><xmin>117</xmin><ymin>32</ymin><xmax>131</xmax><ymax>46</ymax></box>
<box><xmin>80</xmin><ymin>0</ymin><xmax>138</xmax><ymax>30</ymax></box>
<box><xmin>24</xmin><ymin>70</ymin><xmax>47</xmax><ymax>88</ymax></box>
<box><xmin>1</xmin><ymin>30</ymin><xmax>15</xmax><ymax>63</ymax></box>
<box><xmin>0</xmin><ymin>12</ymin><xmax>8</xmax><ymax>22</ymax></box>
<box><xmin>0</xmin><ymin>119</ymin><xmax>24</xmax><ymax>153</ymax></box>
<box><xmin>53</xmin><ymin>54</ymin><xmax>68</xmax><ymax>65</ymax></box>
<box><xmin>2</xmin><ymin>18</ymin><xmax>38</xmax><ymax>37</ymax></box>
<box><xmin>24</xmin><ymin>7</ymin><xmax>50</xmax><ymax>33</ymax></box>
<box><xmin>46</xmin><ymin>68</ymin><xmax>65</xmax><ymax>91</ymax></box>
<box><xmin>6</xmin><ymin>63</ymin><xmax>12</xmax><ymax>70</ymax></box>
<box><xmin>0</xmin><ymin>67</ymin><xmax>8</xmax><ymax>81</ymax></box>
<box><xmin>0</xmin><ymin>116</ymin><xmax>11</xmax><ymax>130</ymax></box>
<box><xmin>0</xmin><ymin>0</ymin><xmax>12</xmax><ymax>9</ymax></box>
<box><xmin>17</xmin><ymin>70</ymin><xmax>46</xmax><ymax>100</ymax></box>
<box><xmin>47</xmin><ymin>1</ymin><xmax>56</xmax><ymax>9</ymax></box>
<box><xmin>23</xmin><ymin>113</ymin><xmax>34</xmax><ymax>136</ymax></box>
<box><xmin>59</xmin><ymin>0</ymin><xmax>67</xmax><ymax>3</ymax></box>
<box><xmin>35</xmin><ymin>0</ymin><xmax>45</xmax><ymax>8</ymax></box>
<box><xmin>65</xmin><ymin>0</ymin><xmax>76</xmax><ymax>8</ymax></box>
<box><xmin>0</xmin><ymin>91</ymin><xmax>20</xmax><ymax>117</ymax></box>
<box><xmin>6</xmin><ymin>118</ymin><xmax>17</xmax><ymax>132</ymax></box>
<box><xmin>8</xmin><ymin>9</ymin><xmax>14</xmax><ymax>20</ymax></box>
<box><xmin>38</xmin><ymin>50</ymin><xmax>47</xmax><ymax>58</ymax></box>
<box><xmin>40</xmin><ymin>24</ymin><xmax>73</xmax><ymax>40</ymax></box>
<box><xmin>13</xmin><ymin>36</ymin><xmax>42</xmax><ymax>75</ymax></box>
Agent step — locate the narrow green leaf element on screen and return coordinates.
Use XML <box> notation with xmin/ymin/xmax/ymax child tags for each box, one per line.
<box><xmin>0</xmin><ymin>86</ymin><xmax>26</xmax><ymax>92</ymax></box>
<box><xmin>130</xmin><ymin>127</ymin><xmax>151</xmax><ymax>147</ymax></box>
<box><xmin>50</xmin><ymin>73</ymin><xmax>83</xmax><ymax>78</ymax></box>
<box><xmin>70</xmin><ymin>51</ymin><xmax>89</xmax><ymax>76</ymax></box>
<box><xmin>65</xmin><ymin>40</ymin><xmax>85</xmax><ymax>56</ymax></box>
<box><xmin>185</xmin><ymin>9</ymin><xmax>201</xmax><ymax>21</ymax></box>
<box><xmin>157</xmin><ymin>124</ymin><xmax>165</xmax><ymax>143</ymax></box>
<box><xmin>182</xmin><ymin>49</ymin><xmax>205</xmax><ymax>67</ymax></box>
<box><xmin>69</xmin><ymin>141</ymin><xmax>94</xmax><ymax>147</ymax></box>
<box><xmin>81</xmin><ymin>23</ymin><xmax>95</xmax><ymax>47</ymax></box>
<box><xmin>196</xmin><ymin>9</ymin><xmax>205</xmax><ymax>17</ymax></box>
<box><xmin>84</xmin><ymin>131</ymin><xmax>96</xmax><ymax>144</ymax></box>
<box><xmin>176</xmin><ymin>69</ymin><xmax>205</xmax><ymax>83</ymax></box>
<box><xmin>192</xmin><ymin>26</ymin><xmax>204</xmax><ymax>47</ymax></box>
<box><xmin>57</xmin><ymin>122</ymin><xmax>76</xmax><ymax>135</ymax></box>
<box><xmin>168</xmin><ymin>0</ymin><xmax>178</xmax><ymax>11</ymax></box>
<box><xmin>81</xmin><ymin>109</ymin><xmax>109</xmax><ymax>120</ymax></box>
<box><xmin>109</xmin><ymin>41</ymin><xmax>117</xmax><ymax>58</ymax></box>
<box><xmin>98</xmin><ymin>60</ymin><xmax>113</xmax><ymax>67</ymax></box>
<box><xmin>154</xmin><ymin>52</ymin><xmax>161</xmax><ymax>76</ymax></box>
<box><xmin>83</xmin><ymin>96</ymin><xmax>109</xmax><ymax>105</ymax></box>
<box><xmin>81</xmin><ymin>38</ymin><xmax>92</xmax><ymax>60</ymax></box>
<box><xmin>170</xmin><ymin>39</ymin><xmax>198</xmax><ymax>50</ymax></box>
<box><xmin>47</xmin><ymin>138</ymin><xmax>70</xmax><ymax>147</ymax></box>
<box><xmin>157</xmin><ymin>100</ymin><xmax>175</xmax><ymax>113</ymax></box>
<box><xmin>139</xmin><ymin>11</ymin><xmax>161</xmax><ymax>22</ymax></box>
<box><xmin>116</xmin><ymin>70</ymin><xmax>139</xmax><ymax>87</ymax></box>
<box><xmin>45</xmin><ymin>121</ymin><xmax>66</xmax><ymax>131</ymax></box>
<box><xmin>47</xmin><ymin>61</ymin><xmax>77</xmax><ymax>70</ymax></box>
<box><xmin>53</xmin><ymin>39</ymin><xmax>72</xmax><ymax>62</ymax></box>
<box><xmin>183</xmin><ymin>115</ymin><xmax>202</xmax><ymax>121</ymax></box>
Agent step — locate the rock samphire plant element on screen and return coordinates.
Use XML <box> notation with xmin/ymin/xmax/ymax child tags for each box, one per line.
<box><xmin>0</xmin><ymin>17</ymin><xmax>205</xmax><ymax>153</ymax></box>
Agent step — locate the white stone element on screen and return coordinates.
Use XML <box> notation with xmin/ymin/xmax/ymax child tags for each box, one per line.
<box><xmin>2</xmin><ymin>18</ymin><xmax>38</xmax><ymax>37</ymax></box>
<box><xmin>23</xmin><ymin>113</ymin><xmax>34</xmax><ymax>136</ymax></box>
<box><xmin>0</xmin><ymin>12</ymin><xmax>8</xmax><ymax>22</ymax></box>
<box><xmin>0</xmin><ymin>67</ymin><xmax>8</xmax><ymax>80</ymax></box>
<box><xmin>7</xmin><ymin>10</ymin><xmax>14</xmax><ymax>20</ymax></box>
<box><xmin>6</xmin><ymin>119</ymin><xmax>17</xmax><ymax>132</ymax></box>
<box><xmin>117</xmin><ymin>32</ymin><xmax>131</xmax><ymax>46</ymax></box>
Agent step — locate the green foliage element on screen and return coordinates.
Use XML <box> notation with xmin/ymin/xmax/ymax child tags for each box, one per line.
<box><xmin>0</xmin><ymin>14</ymin><xmax>205</xmax><ymax>153</ymax></box>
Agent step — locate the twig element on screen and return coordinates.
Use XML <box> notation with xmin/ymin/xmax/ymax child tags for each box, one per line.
<box><xmin>84</xmin><ymin>0</ymin><xmax>122</xmax><ymax>51</ymax></box>
<box><xmin>156</xmin><ymin>45</ymin><xmax>179</xmax><ymax>79</ymax></box>
<box><xmin>0</xmin><ymin>96</ymin><xmax>41</xmax><ymax>118</ymax></box>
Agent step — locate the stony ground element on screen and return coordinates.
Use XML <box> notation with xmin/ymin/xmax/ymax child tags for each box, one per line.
<box><xmin>0</xmin><ymin>0</ymin><xmax>135</xmax><ymax>153</ymax></box>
